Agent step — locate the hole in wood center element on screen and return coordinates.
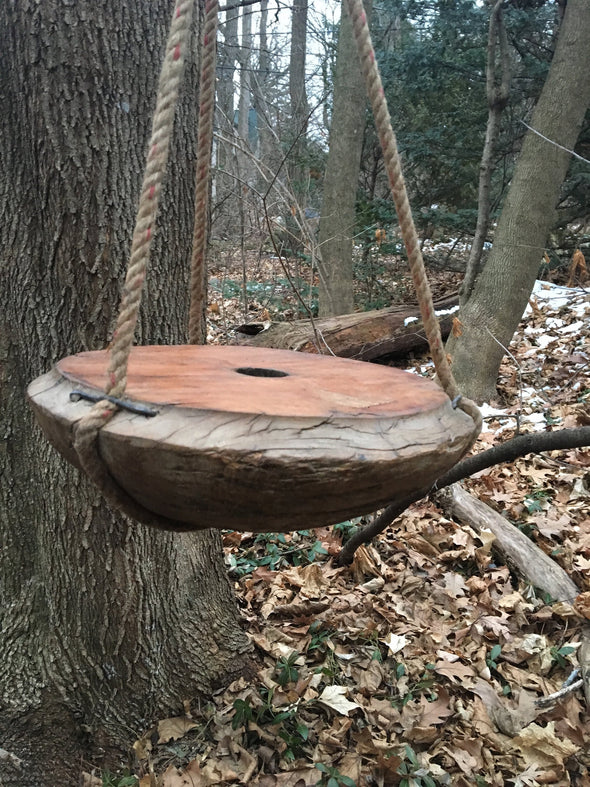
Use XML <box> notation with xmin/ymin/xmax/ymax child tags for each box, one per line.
<box><xmin>235</xmin><ymin>367</ymin><xmax>289</xmax><ymax>378</ymax></box>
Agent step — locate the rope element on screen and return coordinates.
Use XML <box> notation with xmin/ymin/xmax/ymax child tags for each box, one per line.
<box><xmin>189</xmin><ymin>0</ymin><xmax>219</xmax><ymax>344</ymax></box>
<box><xmin>345</xmin><ymin>0</ymin><xmax>481</xmax><ymax>433</ymax></box>
<box><xmin>72</xmin><ymin>0</ymin><xmax>198</xmax><ymax>527</ymax></box>
<box><xmin>107</xmin><ymin>0</ymin><xmax>196</xmax><ymax>397</ymax></box>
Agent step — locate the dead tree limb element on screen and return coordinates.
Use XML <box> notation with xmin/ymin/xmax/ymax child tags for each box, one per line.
<box><xmin>236</xmin><ymin>293</ymin><xmax>458</xmax><ymax>361</ymax></box>
<box><xmin>433</xmin><ymin>483</ymin><xmax>578</xmax><ymax>602</ymax></box>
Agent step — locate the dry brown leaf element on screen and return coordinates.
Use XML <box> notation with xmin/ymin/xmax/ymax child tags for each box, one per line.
<box><xmin>434</xmin><ymin>658</ymin><xmax>477</xmax><ymax>684</ymax></box>
<box><xmin>161</xmin><ymin>760</ymin><xmax>210</xmax><ymax>786</ymax></box>
<box><xmin>356</xmin><ymin>659</ymin><xmax>386</xmax><ymax>693</ymax></box>
<box><xmin>574</xmin><ymin>591</ymin><xmax>590</xmax><ymax>619</ymax></box>
<box><xmin>271</xmin><ymin>599</ymin><xmax>330</xmax><ymax>618</ymax></box>
<box><xmin>352</xmin><ymin>727</ymin><xmax>392</xmax><ymax>755</ymax></box>
<box><xmin>441</xmin><ymin>571</ymin><xmax>468</xmax><ymax>598</ymax></box>
<box><xmin>511</xmin><ymin>721</ymin><xmax>579</xmax><ymax>768</ymax></box>
<box><xmin>452</xmin><ymin>316</ymin><xmax>463</xmax><ymax>337</ymax></box>
<box><xmin>281</xmin><ymin>563</ymin><xmax>330</xmax><ymax>598</ymax></box>
<box><xmin>269</xmin><ymin>768</ymin><xmax>320</xmax><ymax>786</ymax></box>
<box><xmin>133</xmin><ymin>733</ymin><xmax>153</xmax><ymax>761</ymax></box>
<box><xmin>405</xmin><ymin>724</ymin><xmax>440</xmax><ymax>744</ymax></box>
<box><xmin>336</xmin><ymin>752</ymin><xmax>362</xmax><ymax>784</ymax></box>
<box><xmin>157</xmin><ymin>716</ymin><xmax>198</xmax><ymax>744</ymax></box>
<box><xmin>443</xmin><ymin>741</ymin><xmax>482</xmax><ymax>776</ymax></box>
<box><xmin>318</xmin><ymin>685</ymin><xmax>361</xmax><ymax>716</ymax></box>
<box><xmin>419</xmin><ymin>687</ymin><xmax>454</xmax><ymax>726</ymax></box>
<box><xmin>261</xmin><ymin>583</ymin><xmax>294</xmax><ymax>620</ymax></box>
<box><xmin>567</xmin><ymin>249</ymin><xmax>587</xmax><ymax>286</ymax></box>
<box><xmin>350</xmin><ymin>544</ymin><xmax>383</xmax><ymax>580</ymax></box>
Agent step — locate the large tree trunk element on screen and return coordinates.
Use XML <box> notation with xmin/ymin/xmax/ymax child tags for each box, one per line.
<box><xmin>318</xmin><ymin>0</ymin><xmax>371</xmax><ymax>317</ymax></box>
<box><xmin>447</xmin><ymin>0</ymin><xmax>590</xmax><ymax>402</ymax></box>
<box><xmin>0</xmin><ymin>3</ymin><xmax>250</xmax><ymax>784</ymax></box>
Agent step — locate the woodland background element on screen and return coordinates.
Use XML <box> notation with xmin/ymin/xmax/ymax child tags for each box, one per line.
<box><xmin>0</xmin><ymin>1</ymin><xmax>588</xmax><ymax>786</ymax></box>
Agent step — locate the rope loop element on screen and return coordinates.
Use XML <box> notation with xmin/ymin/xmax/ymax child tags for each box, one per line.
<box><xmin>73</xmin><ymin>0</ymin><xmax>199</xmax><ymax>517</ymax></box>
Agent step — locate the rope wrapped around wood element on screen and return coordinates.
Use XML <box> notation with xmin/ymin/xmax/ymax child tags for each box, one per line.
<box><xmin>73</xmin><ymin>0</ymin><xmax>201</xmax><ymax>528</ymax></box>
<box><xmin>71</xmin><ymin>0</ymin><xmax>480</xmax><ymax>530</ymax></box>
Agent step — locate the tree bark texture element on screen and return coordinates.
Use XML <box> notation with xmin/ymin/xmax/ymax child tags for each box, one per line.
<box><xmin>0</xmin><ymin>2</ymin><xmax>250</xmax><ymax>784</ymax></box>
<box><xmin>318</xmin><ymin>0</ymin><xmax>372</xmax><ymax>317</ymax></box>
<box><xmin>447</xmin><ymin>0</ymin><xmax>590</xmax><ymax>402</ymax></box>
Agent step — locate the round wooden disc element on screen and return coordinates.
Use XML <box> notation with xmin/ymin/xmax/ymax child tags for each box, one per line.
<box><xmin>57</xmin><ymin>345</ymin><xmax>447</xmax><ymax>418</ymax></box>
<box><xmin>28</xmin><ymin>346</ymin><xmax>478</xmax><ymax>532</ymax></box>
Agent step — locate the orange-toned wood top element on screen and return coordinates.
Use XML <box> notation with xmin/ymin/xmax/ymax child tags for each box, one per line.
<box><xmin>57</xmin><ymin>345</ymin><xmax>446</xmax><ymax>419</ymax></box>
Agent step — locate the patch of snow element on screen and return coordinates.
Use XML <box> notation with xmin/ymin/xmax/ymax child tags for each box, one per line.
<box><xmin>480</xmin><ymin>403</ymin><xmax>510</xmax><ymax>419</ymax></box>
<box><xmin>528</xmin><ymin>280</ymin><xmax>588</xmax><ymax>311</ymax></box>
<box><xmin>435</xmin><ymin>305</ymin><xmax>460</xmax><ymax>317</ymax></box>
<box><xmin>535</xmin><ymin>334</ymin><xmax>557</xmax><ymax>350</ymax></box>
<box><xmin>404</xmin><ymin>316</ymin><xmax>419</xmax><ymax>327</ymax></box>
<box><xmin>559</xmin><ymin>320</ymin><xmax>584</xmax><ymax>335</ymax></box>
<box><xmin>545</xmin><ymin>318</ymin><xmax>565</xmax><ymax>329</ymax></box>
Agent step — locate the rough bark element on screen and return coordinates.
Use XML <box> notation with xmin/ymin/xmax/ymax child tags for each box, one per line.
<box><xmin>0</xmin><ymin>3</ymin><xmax>250</xmax><ymax>784</ymax></box>
<box><xmin>318</xmin><ymin>0</ymin><xmax>371</xmax><ymax>317</ymax></box>
<box><xmin>447</xmin><ymin>0</ymin><xmax>590</xmax><ymax>402</ymax></box>
<box><xmin>238</xmin><ymin>294</ymin><xmax>458</xmax><ymax>361</ymax></box>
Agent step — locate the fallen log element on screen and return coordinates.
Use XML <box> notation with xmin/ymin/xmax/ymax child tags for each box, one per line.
<box><xmin>235</xmin><ymin>293</ymin><xmax>458</xmax><ymax>362</ymax></box>
<box><xmin>433</xmin><ymin>483</ymin><xmax>578</xmax><ymax>603</ymax></box>
<box><xmin>434</xmin><ymin>483</ymin><xmax>590</xmax><ymax>706</ymax></box>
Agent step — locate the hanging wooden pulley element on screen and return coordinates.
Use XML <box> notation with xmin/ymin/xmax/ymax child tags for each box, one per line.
<box><xmin>27</xmin><ymin>345</ymin><xmax>476</xmax><ymax>533</ymax></box>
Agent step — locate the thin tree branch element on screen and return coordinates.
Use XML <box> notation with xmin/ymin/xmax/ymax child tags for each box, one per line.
<box><xmin>336</xmin><ymin>426</ymin><xmax>590</xmax><ymax>565</ymax></box>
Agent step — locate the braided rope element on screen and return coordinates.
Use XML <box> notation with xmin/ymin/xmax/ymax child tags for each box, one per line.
<box><xmin>72</xmin><ymin>0</ymin><xmax>198</xmax><ymax>526</ymax></box>
<box><xmin>345</xmin><ymin>0</ymin><xmax>480</xmax><ymax>432</ymax></box>
<box><xmin>188</xmin><ymin>0</ymin><xmax>219</xmax><ymax>344</ymax></box>
<box><xmin>107</xmin><ymin>0</ymin><xmax>197</xmax><ymax>396</ymax></box>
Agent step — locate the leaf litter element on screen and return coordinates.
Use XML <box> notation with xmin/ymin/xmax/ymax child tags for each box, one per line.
<box><xmin>127</xmin><ymin>274</ymin><xmax>589</xmax><ymax>786</ymax></box>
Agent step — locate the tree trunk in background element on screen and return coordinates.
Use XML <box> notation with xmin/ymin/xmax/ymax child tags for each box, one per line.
<box><xmin>318</xmin><ymin>0</ymin><xmax>371</xmax><ymax>317</ymax></box>
<box><xmin>460</xmin><ymin>0</ymin><xmax>510</xmax><ymax>305</ymax></box>
<box><xmin>287</xmin><ymin>0</ymin><xmax>310</xmax><ymax>250</ymax></box>
<box><xmin>213</xmin><ymin>5</ymin><xmax>239</xmax><ymax>235</ymax></box>
<box><xmin>447</xmin><ymin>0</ymin><xmax>590</xmax><ymax>402</ymax></box>
<box><xmin>0</xmin><ymin>2</ymin><xmax>250</xmax><ymax>784</ymax></box>
<box><xmin>252</xmin><ymin>0</ymin><xmax>279</xmax><ymax>188</ymax></box>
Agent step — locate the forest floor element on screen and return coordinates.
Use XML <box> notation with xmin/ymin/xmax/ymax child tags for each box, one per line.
<box><xmin>99</xmin><ymin>247</ymin><xmax>589</xmax><ymax>787</ymax></box>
